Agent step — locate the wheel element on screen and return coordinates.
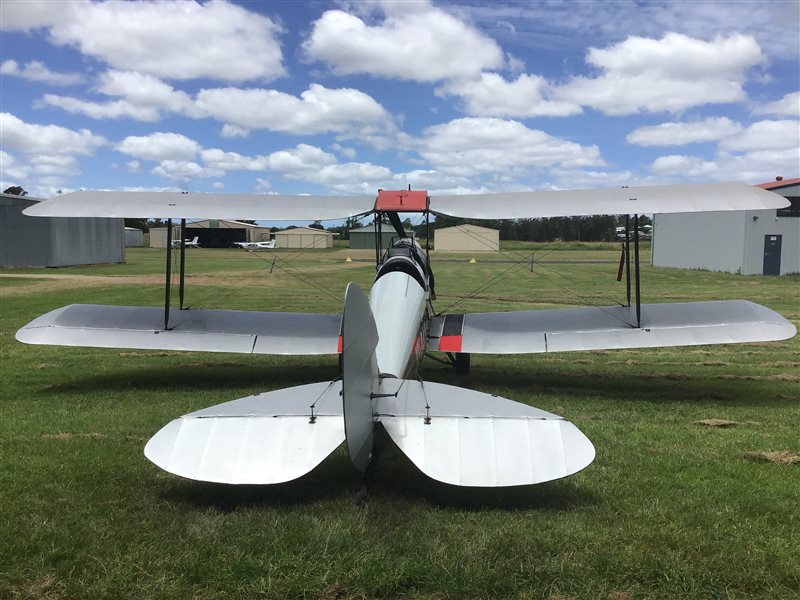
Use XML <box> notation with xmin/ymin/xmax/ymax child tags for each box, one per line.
<box><xmin>454</xmin><ymin>352</ymin><xmax>470</xmax><ymax>376</ymax></box>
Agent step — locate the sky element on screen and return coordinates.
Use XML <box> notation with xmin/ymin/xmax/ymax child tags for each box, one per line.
<box><xmin>1</xmin><ymin>0</ymin><xmax>798</xmax><ymax>203</ymax></box>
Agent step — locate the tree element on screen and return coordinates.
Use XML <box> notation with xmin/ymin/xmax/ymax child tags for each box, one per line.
<box><xmin>3</xmin><ymin>185</ymin><xmax>27</xmax><ymax>196</ymax></box>
<box><xmin>125</xmin><ymin>218</ymin><xmax>149</xmax><ymax>231</ymax></box>
<box><xmin>308</xmin><ymin>220</ymin><xmax>325</xmax><ymax>230</ymax></box>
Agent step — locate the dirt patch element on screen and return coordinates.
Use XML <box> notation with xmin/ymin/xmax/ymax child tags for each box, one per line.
<box><xmin>702</xmin><ymin>361</ymin><xmax>729</xmax><ymax>366</ymax></box>
<box><xmin>42</xmin><ymin>432</ymin><xmax>106</xmax><ymax>441</ymax></box>
<box><xmin>745</xmin><ymin>451</ymin><xmax>800</xmax><ymax>465</ymax></box>
<box><xmin>766</xmin><ymin>373</ymin><xmax>800</xmax><ymax>382</ymax></box>
<box><xmin>119</xmin><ymin>351</ymin><xmax>188</xmax><ymax>357</ymax></box>
<box><xmin>35</xmin><ymin>363</ymin><xmax>58</xmax><ymax>369</ymax></box>
<box><xmin>10</xmin><ymin>573</ymin><xmax>65</xmax><ymax>599</ymax></box>
<box><xmin>694</xmin><ymin>419</ymin><xmax>738</xmax><ymax>427</ymax></box>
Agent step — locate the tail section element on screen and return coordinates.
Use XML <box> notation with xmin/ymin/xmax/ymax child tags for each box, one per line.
<box><xmin>341</xmin><ymin>283</ymin><xmax>380</xmax><ymax>472</ymax></box>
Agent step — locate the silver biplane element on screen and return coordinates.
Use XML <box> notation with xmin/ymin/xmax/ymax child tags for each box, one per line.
<box><xmin>16</xmin><ymin>184</ymin><xmax>796</xmax><ymax>488</ymax></box>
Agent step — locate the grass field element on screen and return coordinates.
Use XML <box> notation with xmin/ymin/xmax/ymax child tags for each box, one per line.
<box><xmin>1</xmin><ymin>247</ymin><xmax>798</xmax><ymax>599</ymax></box>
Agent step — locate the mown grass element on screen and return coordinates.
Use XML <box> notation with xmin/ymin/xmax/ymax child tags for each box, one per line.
<box><xmin>1</xmin><ymin>247</ymin><xmax>798</xmax><ymax>599</ymax></box>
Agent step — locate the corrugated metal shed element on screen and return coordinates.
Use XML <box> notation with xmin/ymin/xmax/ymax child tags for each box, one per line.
<box><xmin>652</xmin><ymin>180</ymin><xmax>800</xmax><ymax>275</ymax></box>
<box><xmin>274</xmin><ymin>226</ymin><xmax>333</xmax><ymax>249</ymax></box>
<box><xmin>125</xmin><ymin>227</ymin><xmax>144</xmax><ymax>247</ymax></box>
<box><xmin>0</xmin><ymin>193</ymin><xmax>124</xmax><ymax>267</ymax></box>
<box><xmin>349</xmin><ymin>225</ymin><xmax>413</xmax><ymax>249</ymax></box>
<box><xmin>435</xmin><ymin>224</ymin><xmax>499</xmax><ymax>252</ymax></box>
<box><xmin>149</xmin><ymin>219</ymin><xmax>271</xmax><ymax>248</ymax></box>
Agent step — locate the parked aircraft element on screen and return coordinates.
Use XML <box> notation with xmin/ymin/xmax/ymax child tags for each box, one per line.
<box><xmin>16</xmin><ymin>184</ymin><xmax>796</xmax><ymax>489</ymax></box>
<box><xmin>234</xmin><ymin>240</ymin><xmax>276</xmax><ymax>250</ymax></box>
<box><xmin>171</xmin><ymin>236</ymin><xmax>199</xmax><ymax>248</ymax></box>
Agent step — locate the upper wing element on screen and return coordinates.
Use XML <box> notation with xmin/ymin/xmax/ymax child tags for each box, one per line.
<box><xmin>429</xmin><ymin>300</ymin><xmax>796</xmax><ymax>354</ymax></box>
<box><xmin>23</xmin><ymin>183</ymin><xmax>787</xmax><ymax>221</ymax></box>
<box><xmin>16</xmin><ymin>304</ymin><xmax>341</xmax><ymax>355</ymax></box>
<box><xmin>23</xmin><ymin>190</ymin><xmax>375</xmax><ymax>220</ymax></box>
<box><xmin>430</xmin><ymin>183</ymin><xmax>787</xmax><ymax>219</ymax></box>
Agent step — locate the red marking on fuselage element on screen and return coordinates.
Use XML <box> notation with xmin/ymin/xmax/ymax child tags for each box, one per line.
<box><xmin>375</xmin><ymin>190</ymin><xmax>428</xmax><ymax>212</ymax></box>
<box><xmin>438</xmin><ymin>335</ymin><xmax>463</xmax><ymax>352</ymax></box>
<box><xmin>337</xmin><ymin>335</ymin><xmax>343</xmax><ymax>353</ymax></box>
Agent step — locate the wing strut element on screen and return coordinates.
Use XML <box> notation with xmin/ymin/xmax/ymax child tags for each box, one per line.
<box><xmin>179</xmin><ymin>218</ymin><xmax>187</xmax><ymax>309</ymax></box>
<box><xmin>634</xmin><ymin>213</ymin><xmax>642</xmax><ymax>328</ymax></box>
<box><xmin>164</xmin><ymin>219</ymin><xmax>173</xmax><ymax>330</ymax></box>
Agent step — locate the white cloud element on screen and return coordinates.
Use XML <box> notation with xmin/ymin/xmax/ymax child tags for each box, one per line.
<box><xmin>265</xmin><ymin>144</ymin><xmax>338</xmax><ymax>174</ymax></box>
<box><xmin>42</xmin><ymin>70</ymin><xmax>203</xmax><ymax>121</ymax></box>
<box><xmin>719</xmin><ymin>120</ymin><xmax>800</xmax><ymax>152</ymax></box>
<box><xmin>303</xmin><ymin>5</ymin><xmax>503</xmax><ymax>82</ymax></box>
<box><xmin>1</xmin><ymin>59</ymin><xmax>84</xmax><ymax>86</ymax></box>
<box><xmin>255</xmin><ymin>178</ymin><xmax>272</xmax><ymax>192</ymax></box>
<box><xmin>125</xmin><ymin>161</ymin><xmax>140</xmax><ymax>172</ymax></box>
<box><xmin>151</xmin><ymin>160</ymin><xmax>223</xmax><ymax>182</ymax></box>
<box><xmin>0</xmin><ymin>112</ymin><xmax>106</xmax><ymax>156</ymax></box>
<box><xmin>753</xmin><ymin>92</ymin><xmax>800</xmax><ymax>117</ymax></box>
<box><xmin>196</xmin><ymin>84</ymin><xmax>393</xmax><ymax>137</ymax></box>
<box><xmin>201</xmin><ymin>148</ymin><xmax>270</xmax><ymax>172</ymax></box>
<box><xmin>627</xmin><ymin>117</ymin><xmax>743</xmax><ymax>146</ymax></box>
<box><xmin>212</xmin><ymin>181</ymin><xmax>224</xmax><ymax>190</ymax></box>
<box><xmin>30</xmin><ymin>154</ymin><xmax>80</xmax><ymax>176</ymax></box>
<box><xmin>3</xmin><ymin>1</ymin><xmax>284</xmax><ymax>83</ymax></box>
<box><xmin>116</xmin><ymin>132</ymin><xmax>200</xmax><ymax>161</ymax></box>
<box><xmin>0</xmin><ymin>151</ymin><xmax>31</xmax><ymax>180</ymax></box>
<box><xmin>220</xmin><ymin>124</ymin><xmax>250</xmax><ymax>139</ymax></box>
<box><xmin>437</xmin><ymin>73</ymin><xmax>582</xmax><ymax>118</ymax></box>
<box><xmin>556</xmin><ymin>33</ymin><xmax>764</xmax><ymax>115</ymax></box>
<box><xmin>419</xmin><ymin>117</ymin><xmax>605</xmax><ymax>177</ymax></box>
<box><xmin>331</xmin><ymin>143</ymin><xmax>356</xmax><ymax>159</ymax></box>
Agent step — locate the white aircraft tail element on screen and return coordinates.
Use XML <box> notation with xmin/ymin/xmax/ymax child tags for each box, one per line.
<box><xmin>145</xmin><ymin>282</ymin><xmax>594</xmax><ymax>486</ymax></box>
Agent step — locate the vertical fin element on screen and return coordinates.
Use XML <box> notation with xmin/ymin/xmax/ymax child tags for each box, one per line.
<box><xmin>341</xmin><ymin>282</ymin><xmax>379</xmax><ymax>472</ymax></box>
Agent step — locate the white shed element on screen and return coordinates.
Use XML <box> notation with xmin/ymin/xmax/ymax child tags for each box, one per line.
<box><xmin>125</xmin><ymin>227</ymin><xmax>144</xmax><ymax>247</ymax></box>
<box><xmin>273</xmin><ymin>227</ymin><xmax>333</xmax><ymax>249</ymax></box>
<box><xmin>435</xmin><ymin>224</ymin><xmax>499</xmax><ymax>252</ymax></box>
<box><xmin>651</xmin><ymin>178</ymin><xmax>800</xmax><ymax>275</ymax></box>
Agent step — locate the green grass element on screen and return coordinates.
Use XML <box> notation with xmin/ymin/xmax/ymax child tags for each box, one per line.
<box><xmin>1</xmin><ymin>248</ymin><xmax>798</xmax><ymax>599</ymax></box>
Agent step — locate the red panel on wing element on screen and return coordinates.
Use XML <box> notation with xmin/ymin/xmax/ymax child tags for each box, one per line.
<box><xmin>337</xmin><ymin>335</ymin><xmax>343</xmax><ymax>353</ymax></box>
<box><xmin>438</xmin><ymin>335</ymin><xmax>463</xmax><ymax>352</ymax></box>
<box><xmin>375</xmin><ymin>190</ymin><xmax>428</xmax><ymax>212</ymax></box>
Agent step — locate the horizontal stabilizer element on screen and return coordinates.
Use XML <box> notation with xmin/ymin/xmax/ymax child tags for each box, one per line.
<box><xmin>375</xmin><ymin>380</ymin><xmax>594</xmax><ymax>486</ymax></box>
<box><xmin>24</xmin><ymin>190</ymin><xmax>375</xmax><ymax>220</ymax></box>
<box><xmin>145</xmin><ymin>382</ymin><xmax>344</xmax><ymax>484</ymax></box>
<box><xmin>430</xmin><ymin>300</ymin><xmax>796</xmax><ymax>354</ymax></box>
<box><xmin>430</xmin><ymin>183</ymin><xmax>787</xmax><ymax>219</ymax></box>
<box><xmin>16</xmin><ymin>304</ymin><xmax>341</xmax><ymax>355</ymax></box>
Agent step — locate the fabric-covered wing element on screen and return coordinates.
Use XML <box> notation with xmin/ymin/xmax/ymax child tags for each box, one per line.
<box><xmin>375</xmin><ymin>380</ymin><xmax>594</xmax><ymax>486</ymax></box>
<box><xmin>429</xmin><ymin>300</ymin><xmax>796</xmax><ymax>354</ymax></box>
<box><xmin>145</xmin><ymin>382</ymin><xmax>345</xmax><ymax>484</ymax></box>
<box><xmin>430</xmin><ymin>183</ymin><xmax>787</xmax><ymax>219</ymax></box>
<box><xmin>23</xmin><ymin>190</ymin><xmax>375</xmax><ymax>220</ymax></box>
<box><xmin>16</xmin><ymin>304</ymin><xmax>341</xmax><ymax>355</ymax></box>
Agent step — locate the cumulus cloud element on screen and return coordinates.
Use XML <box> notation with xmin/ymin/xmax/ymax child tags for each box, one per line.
<box><xmin>116</xmin><ymin>132</ymin><xmax>200</xmax><ymax>162</ymax></box>
<box><xmin>650</xmin><ymin>119</ymin><xmax>799</xmax><ymax>182</ymax></box>
<box><xmin>556</xmin><ymin>33</ymin><xmax>764</xmax><ymax>115</ymax></box>
<box><xmin>718</xmin><ymin>120</ymin><xmax>800</xmax><ymax>152</ymax></box>
<box><xmin>200</xmin><ymin>148</ymin><xmax>270</xmax><ymax>172</ymax></box>
<box><xmin>151</xmin><ymin>160</ymin><xmax>223</xmax><ymax>182</ymax></box>
<box><xmin>0</xmin><ymin>150</ymin><xmax>31</xmax><ymax>181</ymax></box>
<box><xmin>196</xmin><ymin>84</ymin><xmax>394</xmax><ymax>139</ymax></box>
<box><xmin>0</xmin><ymin>112</ymin><xmax>106</xmax><ymax>156</ymax></box>
<box><xmin>303</xmin><ymin>5</ymin><xmax>503</xmax><ymax>82</ymax></box>
<box><xmin>1</xmin><ymin>59</ymin><xmax>84</xmax><ymax>86</ymax></box>
<box><xmin>627</xmin><ymin>117</ymin><xmax>743</xmax><ymax>146</ymax></box>
<box><xmin>220</xmin><ymin>124</ymin><xmax>250</xmax><ymax>139</ymax></box>
<box><xmin>437</xmin><ymin>73</ymin><xmax>582</xmax><ymax>118</ymax></box>
<box><xmin>418</xmin><ymin>117</ymin><xmax>605</xmax><ymax>177</ymax></box>
<box><xmin>753</xmin><ymin>92</ymin><xmax>800</xmax><ymax>117</ymax></box>
<box><xmin>2</xmin><ymin>1</ymin><xmax>285</xmax><ymax>83</ymax></box>
<box><xmin>41</xmin><ymin>70</ymin><xmax>203</xmax><ymax>121</ymax></box>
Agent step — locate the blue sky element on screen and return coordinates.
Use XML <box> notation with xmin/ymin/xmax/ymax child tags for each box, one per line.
<box><xmin>1</xmin><ymin>0</ymin><xmax>798</xmax><ymax>200</ymax></box>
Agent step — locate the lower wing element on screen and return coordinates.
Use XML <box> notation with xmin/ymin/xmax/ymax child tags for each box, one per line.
<box><xmin>16</xmin><ymin>304</ymin><xmax>341</xmax><ymax>355</ymax></box>
<box><xmin>429</xmin><ymin>300</ymin><xmax>796</xmax><ymax>354</ymax></box>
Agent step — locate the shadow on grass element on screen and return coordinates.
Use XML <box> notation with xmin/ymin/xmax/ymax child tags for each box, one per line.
<box><xmin>152</xmin><ymin>428</ymin><xmax>599</xmax><ymax>511</ymax></box>
<box><xmin>42</xmin><ymin>359</ymin><xmax>794</xmax><ymax>409</ymax></box>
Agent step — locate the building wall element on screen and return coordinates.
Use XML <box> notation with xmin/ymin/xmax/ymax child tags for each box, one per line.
<box><xmin>349</xmin><ymin>229</ymin><xmax>408</xmax><ymax>249</ymax></box>
<box><xmin>435</xmin><ymin>225</ymin><xmax>499</xmax><ymax>252</ymax></box>
<box><xmin>125</xmin><ymin>228</ymin><xmax>144</xmax><ymax>247</ymax></box>
<box><xmin>1</xmin><ymin>194</ymin><xmax>124</xmax><ymax>267</ymax></box>
<box><xmin>652</xmin><ymin>211</ymin><xmax>746</xmax><ymax>273</ymax></box>
<box><xmin>743</xmin><ymin>209</ymin><xmax>800</xmax><ymax>275</ymax></box>
<box><xmin>274</xmin><ymin>230</ymin><xmax>332</xmax><ymax>249</ymax></box>
<box><xmin>149</xmin><ymin>221</ymin><xmax>270</xmax><ymax>247</ymax></box>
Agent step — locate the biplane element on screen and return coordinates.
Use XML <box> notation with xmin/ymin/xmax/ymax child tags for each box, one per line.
<box><xmin>16</xmin><ymin>184</ymin><xmax>796</xmax><ymax>488</ymax></box>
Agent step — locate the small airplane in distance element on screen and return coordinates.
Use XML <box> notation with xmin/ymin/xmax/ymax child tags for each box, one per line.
<box><xmin>16</xmin><ymin>183</ymin><xmax>796</xmax><ymax>491</ymax></box>
<box><xmin>234</xmin><ymin>240</ymin><xmax>276</xmax><ymax>250</ymax></box>
<box><xmin>170</xmin><ymin>236</ymin><xmax>199</xmax><ymax>248</ymax></box>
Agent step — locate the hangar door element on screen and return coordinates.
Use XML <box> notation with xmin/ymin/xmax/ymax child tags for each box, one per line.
<box><xmin>187</xmin><ymin>227</ymin><xmax>246</xmax><ymax>248</ymax></box>
<box><xmin>763</xmin><ymin>235</ymin><xmax>782</xmax><ymax>275</ymax></box>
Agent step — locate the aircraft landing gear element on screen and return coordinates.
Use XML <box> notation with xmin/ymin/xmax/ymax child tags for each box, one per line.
<box><xmin>454</xmin><ymin>352</ymin><xmax>470</xmax><ymax>376</ymax></box>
